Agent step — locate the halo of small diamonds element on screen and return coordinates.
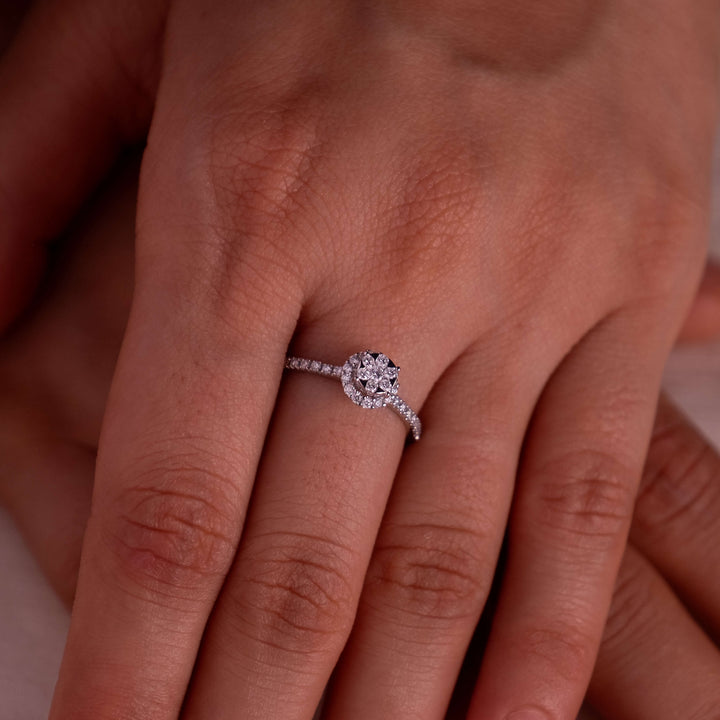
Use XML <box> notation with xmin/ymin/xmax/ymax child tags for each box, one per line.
<box><xmin>285</xmin><ymin>350</ymin><xmax>421</xmax><ymax>441</ymax></box>
<box><xmin>341</xmin><ymin>351</ymin><xmax>399</xmax><ymax>409</ymax></box>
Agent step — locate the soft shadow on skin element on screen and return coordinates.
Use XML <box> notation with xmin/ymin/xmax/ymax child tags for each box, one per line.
<box><xmin>443</xmin><ymin>540</ymin><xmax>506</xmax><ymax>719</ymax></box>
<box><xmin>0</xmin><ymin>0</ymin><xmax>31</xmax><ymax>49</ymax></box>
<box><xmin>377</xmin><ymin>0</ymin><xmax>610</xmax><ymax>75</ymax></box>
<box><xmin>0</xmin><ymin>153</ymin><xmax>139</xmax><ymax>607</ymax></box>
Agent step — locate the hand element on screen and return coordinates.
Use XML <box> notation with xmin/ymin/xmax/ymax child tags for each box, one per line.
<box><xmin>445</xmin><ymin>396</ymin><xmax>720</xmax><ymax>720</ymax></box>
<box><xmin>3</xmin><ymin>162</ymin><xmax>720</xmax><ymax>720</ymax></box>
<box><xmin>2</xmin><ymin>155</ymin><xmax>720</xmax><ymax>720</ymax></box>
<box><xmin>1</xmin><ymin>2</ymin><xmax>718</xmax><ymax>718</ymax></box>
<box><xmin>585</xmin><ymin>392</ymin><xmax>720</xmax><ymax>719</ymax></box>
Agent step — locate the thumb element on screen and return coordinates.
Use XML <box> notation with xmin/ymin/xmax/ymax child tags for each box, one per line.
<box><xmin>0</xmin><ymin>0</ymin><xmax>166</xmax><ymax>329</ymax></box>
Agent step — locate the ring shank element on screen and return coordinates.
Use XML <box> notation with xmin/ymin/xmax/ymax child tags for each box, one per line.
<box><xmin>285</xmin><ymin>356</ymin><xmax>422</xmax><ymax>441</ymax></box>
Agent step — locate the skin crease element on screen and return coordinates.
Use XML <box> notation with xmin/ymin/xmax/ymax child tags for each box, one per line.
<box><xmin>375</xmin><ymin>0</ymin><xmax>608</xmax><ymax>72</ymax></box>
<box><xmin>0</xmin><ymin>1</ymin><xmax>719</xmax><ymax>719</ymax></box>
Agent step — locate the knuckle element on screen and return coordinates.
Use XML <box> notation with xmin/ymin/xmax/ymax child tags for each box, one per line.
<box><xmin>520</xmin><ymin>621</ymin><xmax>596</xmax><ymax>684</ymax></box>
<box><xmin>334</xmin><ymin>139</ymin><xmax>488</xmax><ymax>326</ymax></box>
<box><xmin>531</xmin><ymin>449</ymin><xmax>636</xmax><ymax>547</ymax></box>
<box><xmin>234</xmin><ymin>530</ymin><xmax>357</xmax><ymax>655</ymax></box>
<box><xmin>198</xmin><ymin>103</ymin><xmax>320</xmax><ymax>324</ymax></box>
<box><xmin>366</xmin><ymin>520</ymin><xmax>488</xmax><ymax>623</ymax></box>
<box><xmin>381</xmin><ymin>143</ymin><xmax>483</xmax><ymax>281</ymax></box>
<box><xmin>205</xmin><ymin>96</ymin><xmax>328</xmax><ymax>254</ymax></box>
<box><xmin>143</xmin><ymin>102</ymin><xmax>324</xmax><ymax>339</ymax></box>
<box><xmin>634</xmin><ymin>402</ymin><xmax>720</xmax><ymax>537</ymax></box>
<box><xmin>105</xmin><ymin>462</ymin><xmax>238</xmax><ymax>599</ymax></box>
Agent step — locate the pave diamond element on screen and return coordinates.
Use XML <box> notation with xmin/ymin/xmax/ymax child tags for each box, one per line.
<box><xmin>341</xmin><ymin>351</ymin><xmax>400</xmax><ymax>408</ymax></box>
<box><xmin>286</xmin><ymin>350</ymin><xmax>421</xmax><ymax>441</ymax></box>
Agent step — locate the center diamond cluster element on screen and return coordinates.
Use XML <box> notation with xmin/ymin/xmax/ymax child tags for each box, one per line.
<box><xmin>341</xmin><ymin>351</ymin><xmax>400</xmax><ymax>409</ymax></box>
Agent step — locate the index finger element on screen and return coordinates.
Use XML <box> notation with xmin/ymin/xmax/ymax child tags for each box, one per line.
<box><xmin>49</xmin><ymin>173</ymin><xmax>302</xmax><ymax>718</ymax></box>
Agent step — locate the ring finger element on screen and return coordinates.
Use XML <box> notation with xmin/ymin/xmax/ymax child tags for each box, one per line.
<box><xmin>467</xmin><ymin>305</ymin><xmax>678</xmax><ymax>719</ymax></box>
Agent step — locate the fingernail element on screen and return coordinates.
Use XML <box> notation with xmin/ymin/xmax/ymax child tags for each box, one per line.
<box><xmin>505</xmin><ymin>709</ymin><xmax>552</xmax><ymax>720</ymax></box>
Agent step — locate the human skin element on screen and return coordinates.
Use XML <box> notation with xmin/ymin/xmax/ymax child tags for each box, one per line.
<box><xmin>1</xmin><ymin>156</ymin><xmax>720</xmax><ymax>720</ymax></box>
<box><xmin>0</xmin><ymin>1</ymin><xmax>719</xmax><ymax>718</ymax></box>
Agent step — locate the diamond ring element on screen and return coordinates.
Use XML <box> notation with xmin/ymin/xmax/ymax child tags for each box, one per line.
<box><xmin>284</xmin><ymin>350</ymin><xmax>422</xmax><ymax>441</ymax></box>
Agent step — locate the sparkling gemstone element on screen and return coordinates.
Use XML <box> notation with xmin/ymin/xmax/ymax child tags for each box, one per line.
<box><xmin>341</xmin><ymin>350</ymin><xmax>400</xmax><ymax>408</ymax></box>
<box><xmin>373</xmin><ymin>353</ymin><xmax>389</xmax><ymax>371</ymax></box>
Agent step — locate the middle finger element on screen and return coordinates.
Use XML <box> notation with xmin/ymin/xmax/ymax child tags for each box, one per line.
<box><xmin>319</xmin><ymin>341</ymin><xmax>546</xmax><ymax>719</ymax></box>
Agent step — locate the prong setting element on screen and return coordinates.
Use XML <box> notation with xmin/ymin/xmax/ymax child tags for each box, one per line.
<box><xmin>341</xmin><ymin>351</ymin><xmax>399</xmax><ymax>409</ymax></box>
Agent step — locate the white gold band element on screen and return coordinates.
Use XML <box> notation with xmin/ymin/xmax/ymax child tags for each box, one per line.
<box><xmin>285</xmin><ymin>351</ymin><xmax>422</xmax><ymax>441</ymax></box>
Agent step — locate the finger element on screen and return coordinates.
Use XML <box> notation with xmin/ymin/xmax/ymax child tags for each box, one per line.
<box><xmin>586</xmin><ymin>546</ymin><xmax>720</xmax><ymax>720</ymax></box>
<box><xmin>467</xmin><ymin>307</ymin><xmax>673</xmax><ymax>720</ymax></box>
<box><xmin>48</xmin><ymin>217</ymin><xmax>303</xmax><ymax>718</ymax></box>
<box><xmin>316</xmin><ymin>345</ymin><xmax>543</xmax><ymax>720</ymax></box>
<box><xmin>178</xmin><ymin>334</ymin><xmax>446</xmax><ymax>718</ymax></box>
<box><xmin>0</xmin><ymin>0</ymin><xmax>163</xmax><ymax>329</ymax></box>
<box><xmin>631</xmin><ymin>394</ymin><xmax>720</xmax><ymax>639</ymax></box>
<box><xmin>677</xmin><ymin>259</ymin><xmax>720</xmax><ymax>342</ymax></box>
